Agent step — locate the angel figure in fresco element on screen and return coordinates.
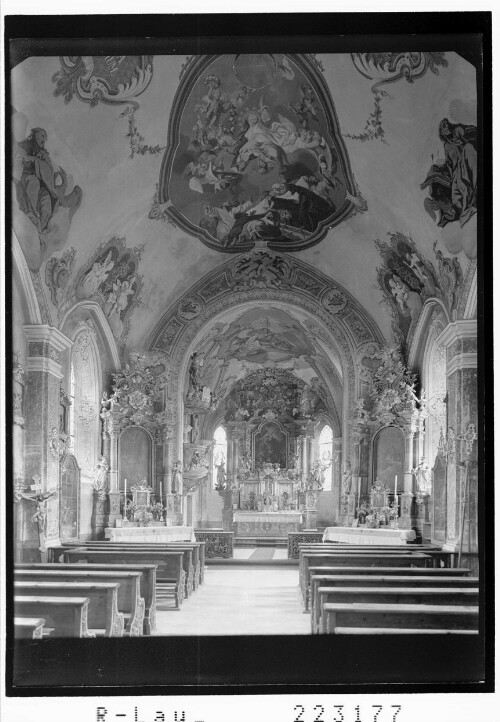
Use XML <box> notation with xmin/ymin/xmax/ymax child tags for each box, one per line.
<box><xmin>289</xmin><ymin>85</ymin><xmax>319</xmax><ymax>128</ymax></box>
<box><xmin>388</xmin><ymin>274</ymin><xmax>422</xmax><ymax>323</ymax></box>
<box><xmin>81</xmin><ymin>251</ymin><xmax>115</xmax><ymax>297</ymax></box>
<box><xmin>184</xmin><ymin>155</ymin><xmax>240</xmax><ymax>194</ymax></box>
<box><xmin>106</xmin><ymin>276</ymin><xmax>136</xmax><ymax>319</ymax></box>
<box><xmin>404</xmin><ymin>251</ymin><xmax>436</xmax><ymax>296</ymax></box>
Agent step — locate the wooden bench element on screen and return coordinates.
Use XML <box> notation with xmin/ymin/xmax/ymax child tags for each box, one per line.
<box><xmin>14</xmin><ymin>595</ymin><xmax>93</xmax><ymax>638</ymax></box>
<box><xmin>299</xmin><ymin>543</ymin><xmax>456</xmax><ymax>568</ymax></box>
<box><xmin>310</xmin><ymin>573</ymin><xmax>479</xmax><ymax>634</ymax></box>
<box><xmin>300</xmin><ymin>552</ymin><xmax>432</xmax><ymax>610</ymax></box>
<box><xmin>14</xmin><ymin>581</ymin><xmax>125</xmax><ymax>637</ymax></box>
<box><xmin>331</xmin><ymin>627</ymin><xmax>479</xmax><ymax>635</ymax></box>
<box><xmin>95</xmin><ymin>543</ymin><xmax>195</xmax><ymax>598</ymax></box>
<box><xmin>15</xmin><ymin>566</ymin><xmax>145</xmax><ymax>636</ymax></box>
<box><xmin>62</xmin><ymin>549</ymin><xmax>184</xmax><ymax>610</ymax></box>
<box><xmin>14</xmin><ymin>617</ymin><xmax>46</xmax><ymax>639</ymax></box>
<box><xmin>298</xmin><ymin>547</ymin><xmax>427</xmax><ymax>580</ymax></box>
<box><xmin>50</xmin><ymin>541</ymin><xmax>206</xmax><ymax>585</ymax></box>
<box><xmin>322</xmin><ymin>602</ymin><xmax>479</xmax><ymax>633</ymax></box>
<box><xmin>316</xmin><ymin>586</ymin><xmax>480</xmax><ymax>634</ymax></box>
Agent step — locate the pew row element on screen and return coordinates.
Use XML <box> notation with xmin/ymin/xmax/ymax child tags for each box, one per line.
<box><xmin>14</xmin><ymin>596</ymin><xmax>93</xmax><ymax>638</ymax></box>
<box><xmin>298</xmin><ymin>543</ymin><xmax>455</xmax><ymax>568</ymax></box>
<box><xmin>316</xmin><ymin>586</ymin><xmax>479</xmax><ymax>634</ymax></box>
<box><xmin>300</xmin><ymin>552</ymin><xmax>432</xmax><ymax>610</ymax></box>
<box><xmin>14</xmin><ymin>581</ymin><xmax>125</xmax><ymax>637</ymax></box>
<box><xmin>15</xmin><ymin>566</ymin><xmax>146</xmax><ymax>636</ymax></box>
<box><xmin>14</xmin><ymin>617</ymin><xmax>47</xmax><ymax>639</ymax></box>
<box><xmin>63</xmin><ymin>542</ymin><xmax>198</xmax><ymax>597</ymax></box>
<box><xmin>309</xmin><ymin>573</ymin><xmax>479</xmax><ymax>634</ymax></box>
<box><xmin>49</xmin><ymin>541</ymin><xmax>206</xmax><ymax>587</ymax></box>
<box><xmin>322</xmin><ymin>602</ymin><xmax>479</xmax><ymax>633</ymax></box>
<box><xmin>62</xmin><ymin>549</ymin><xmax>184</xmax><ymax>610</ymax></box>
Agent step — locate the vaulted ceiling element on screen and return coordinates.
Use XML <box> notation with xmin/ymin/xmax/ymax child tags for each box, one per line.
<box><xmin>11</xmin><ymin>51</ymin><xmax>477</xmax><ymax>358</ymax></box>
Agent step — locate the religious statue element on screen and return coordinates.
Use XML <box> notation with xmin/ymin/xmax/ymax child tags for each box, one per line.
<box><xmin>342</xmin><ymin>464</ymin><xmax>353</xmax><ymax>495</ymax></box>
<box><xmin>171</xmin><ymin>460</ymin><xmax>182</xmax><ymax>493</ymax></box>
<box><xmin>187</xmin><ymin>351</ymin><xmax>205</xmax><ymax>398</ymax></box>
<box><xmin>215</xmin><ymin>461</ymin><xmax>226</xmax><ymax>491</ymax></box>
<box><xmin>93</xmin><ymin>456</ymin><xmax>109</xmax><ymax>500</ymax></box>
<box><xmin>191</xmin><ymin>414</ymin><xmax>200</xmax><ymax>443</ymax></box>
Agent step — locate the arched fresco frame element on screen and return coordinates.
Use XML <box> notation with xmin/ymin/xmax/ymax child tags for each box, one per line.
<box><xmin>147</xmin><ymin>251</ymin><xmax>385</xmax><ymax>466</ymax></box>
<box><xmin>156</xmin><ymin>54</ymin><xmax>357</xmax><ymax>253</ymax></box>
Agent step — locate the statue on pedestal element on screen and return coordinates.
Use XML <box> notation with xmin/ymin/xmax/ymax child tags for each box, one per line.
<box><xmin>171</xmin><ymin>460</ymin><xmax>182</xmax><ymax>493</ymax></box>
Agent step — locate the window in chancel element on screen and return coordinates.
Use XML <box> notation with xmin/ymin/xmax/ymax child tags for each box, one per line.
<box><xmin>318</xmin><ymin>424</ymin><xmax>333</xmax><ymax>491</ymax></box>
<box><xmin>213</xmin><ymin>425</ymin><xmax>227</xmax><ymax>489</ymax></box>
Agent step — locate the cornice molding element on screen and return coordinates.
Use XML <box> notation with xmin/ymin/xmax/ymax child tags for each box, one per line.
<box><xmin>27</xmin><ymin>356</ymin><xmax>64</xmax><ymax>379</ymax></box>
<box><xmin>447</xmin><ymin>352</ymin><xmax>477</xmax><ymax>377</ymax></box>
<box><xmin>24</xmin><ymin>325</ymin><xmax>73</xmax><ymax>353</ymax></box>
<box><xmin>436</xmin><ymin>320</ymin><xmax>477</xmax><ymax>348</ymax></box>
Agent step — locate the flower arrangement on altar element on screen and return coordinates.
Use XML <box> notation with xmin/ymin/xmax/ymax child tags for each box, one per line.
<box><xmin>124</xmin><ymin>498</ymin><xmax>164</xmax><ymax>523</ymax></box>
<box><xmin>135</xmin><ymin>507</ymin><xmax>154</xmax><ymax>526</ymax></box>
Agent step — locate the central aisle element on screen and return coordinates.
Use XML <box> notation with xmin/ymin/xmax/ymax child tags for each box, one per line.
<box><xmin>153</xmin><ymin>564</ymin><xmax>310</xmax><ymax>636</ymax></box>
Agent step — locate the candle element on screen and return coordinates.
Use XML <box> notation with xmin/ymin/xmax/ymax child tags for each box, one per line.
<box><xmin>394</xmin><ymin>475</ymin><xmax>397</xmax><ymax>499</ymax></box>
<box><xmin>124</xmin><ymin>477</ymin><xmax>127</xmax><ymax>501</ymax></box>
<box><xmin>159</xmin><ymin>482</ymin><xmax>163</xmax><ymax>502</ymax></box>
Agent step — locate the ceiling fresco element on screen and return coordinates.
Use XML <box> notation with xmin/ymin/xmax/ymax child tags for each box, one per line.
<box><xmin>156</xmin><ymin>54</ymin><xmax>357</xmax><ymax>252</ymax></box>
<box><xmin>10</xmin><ymin>50</ymin><xmax>478</xmax><ymax>353</ymax></box>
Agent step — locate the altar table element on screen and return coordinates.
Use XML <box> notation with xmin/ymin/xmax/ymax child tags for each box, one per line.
<box><xmin>322</xmin><ymin>526</ymin><xmax>416</xmax><ymax>545</ymax></box>
<box><xmin>233</xmin><ymin>511</ymin><xmax>303</xmax><ymax>537</ymax></box>
<box><xmin>105</xmin><ymin>526</ymin><xmax>195</xmax><ymax>542</ymax></box>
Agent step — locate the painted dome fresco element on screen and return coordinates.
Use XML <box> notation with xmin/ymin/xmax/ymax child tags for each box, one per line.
<box><xmin>158</xmin><ymin>54</ymin><xmax>356</xmax><ymax>252</ymax></box>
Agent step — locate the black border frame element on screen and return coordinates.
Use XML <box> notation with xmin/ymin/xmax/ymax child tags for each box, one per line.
<box><xmin>3</xmin><ymin>11</ymin><xmax>493</xmax><ymax>696</ymax></box>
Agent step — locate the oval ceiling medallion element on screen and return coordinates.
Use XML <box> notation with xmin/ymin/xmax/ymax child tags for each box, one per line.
<box><xmin>158</xmin><ymin>54</ymin><xmax>357</xmax><ymax>253</ymax></box>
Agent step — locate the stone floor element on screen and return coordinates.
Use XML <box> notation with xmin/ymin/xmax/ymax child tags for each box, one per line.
<box><xmin>153</xmin><ymin>551</ymin><xmax>309</xmax><ymax>636</ymax></box>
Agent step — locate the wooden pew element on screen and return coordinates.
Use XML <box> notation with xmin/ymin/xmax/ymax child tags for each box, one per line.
<box><xmin>54</xmin><ymin>540</ymin><xmax>206</xmax><ymax>589</ymax></box>
<box><xmin>93</xmin><ymin>543</ymin><xmax>194</xmax><ymax>598</ymax></box>
<box><xmin>62</xmin><ymin>549</ymin><xmax>185</xmax><ymax>610</ymax></box>
<box><xmin>298</xmin><ymin>546</ymin><xmax>426</xmax><ymax>579</ymax></box>
<box><xmin>299</xmin><ymin>543</ymin><xmax>455</xmax><ymax>568</ymax></box>
<box><xmin>300</xmin><ymin>552</ymin><xmax>432</xmax><ymax>610</ymax></box>
<box><xmin>322</xmin><ymin>602</ymin><xmax>479</xmax><ymax>633</ymax></box>
<box><xmin>310</xmin><ymin>573</ymin><xmax>479</xmax><ymax>634</ymax></box>
<box><xmin>330</xmin><ymin>628</ymin><xmax>479</xmax><ymax>635</ymax></box>
<box><xmin>14</xmin><ymin>581</ymin><xmax>125</xmax><ymax>637</ymax></box>
<box><xmin>14</xmin><ymin>617</ymin><xmax>46</xmax><ymax>639</ymax></box>
<box><xmin>15</xmin><ymin>566</ymin><xmax>145</xmax><ymax>636</ymax></box>
<box><xmin>305</xmin><ymin>563</ymin><xmax>471</xmax><ymax>613</ymax></box>
<box><xmin>316</xmin><ymin>586</ymin><xmax>480</xmax><ymax>634</ymax></box>
<box><xmin>14</xmin><ymin>596</ymin><xmax>93</xmax><ymax>638</ymax></box>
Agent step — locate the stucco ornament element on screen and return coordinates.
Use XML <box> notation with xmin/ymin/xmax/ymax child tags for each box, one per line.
<box><xmin>52</xmin><ymin>56</ymin><xmax>154</xmax><ymax>108</ymax></box>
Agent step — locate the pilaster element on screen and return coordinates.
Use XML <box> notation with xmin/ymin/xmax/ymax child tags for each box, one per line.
<box><xmin>436</xmin><ymin>320</ymin><xmax>478</xmax><ymax>562</ymax></box>
<box><xmin>23</xmin><ymin>325</ymin><xmax>73</xmax><ymax>548</ymax></box>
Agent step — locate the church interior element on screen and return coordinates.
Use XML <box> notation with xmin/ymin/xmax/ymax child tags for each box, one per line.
<box><xmin>8</xmin><ymin>37</ymin><xmax>485</xmax><ymax>687</ymax></box>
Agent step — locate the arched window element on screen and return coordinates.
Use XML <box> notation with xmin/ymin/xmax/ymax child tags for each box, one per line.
<box><xmin>318</xmin><ymin>425</ymin><xmax>333</xmax><ymax>491</ymax></box>
<box><xmin>69</xmin><ymin>326</ymin><xmax>100</xmax><ymax>484</ymax></box>
<box><xmin>212</xmin><ymin>425</ymin><xmax>227</xmax><ymax>489</ymax></box>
